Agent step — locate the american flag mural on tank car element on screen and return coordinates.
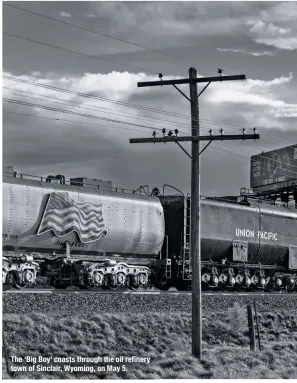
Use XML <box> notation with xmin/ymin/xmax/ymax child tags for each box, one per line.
<box><xmin>37</xmin><ymin>192</ymin><xmax>107</xmax><ymax>243</ymax></box>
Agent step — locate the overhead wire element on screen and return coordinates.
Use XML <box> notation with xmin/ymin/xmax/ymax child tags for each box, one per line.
<box><xmin>4</xmin><ymin>103</ymin><xmax>296</xmax><ymax>180</ymax></box>
<box><xmin>3</xmin><ymin>1</ymin><xmax>279</xmax><ymax>98</ymax></box>
<box><xmin>3</xmin><ymin>89</ymin><xmax>195</xmax><ymax>135</ymax></box>
<box><xmin>4</xmin><ymin>76</ymin><xmax>294</xmax><ymax>170</ymax></box>
<box><xmin>3</xmin><ymin>110</ymin><xmax>148</xmax><ymax>134</ymax></box>
<box><xmin>2</xmin><ymin>75</ymin><xmax>253</xmax><ymax>133</ymax></box>
<box><xmin>3</xmin><ymin>32</ymin><xmax>157</xmax><ymax>75</ymax></box>
<box><xmin>3</xmin><ymin>75</ymin><xmax>193</xmax><ymax>119</ymax></box>
<box><xmin>5</xmin><ymin>108</ymin><xmax>296</xmax><ymax>182</ymax></box>
<box><xmin>6</xmin><ymin>87</ymin><xmax>268</xmax><ymax>140</ymax></box>
<box><xmin>3</xmin><ymin>97</ymin><xmax>176</xmax><ymax>133</ymax></box>
<box><xmin>4</xmin><ymin>97</ymin><xmax>296</xmax><ymax>178</ymax></box>
<box><xmin>4</xmin><ymin>75</ymin><xmax>294</xmax><ymax>156</ymax></box>
<box><xmin>3</xmin><ymin>7</ymin><xmax>295</xmax><ymax>174</ymax></box>
<box><xmin>3</xmin><ymin>3</ymin><xmax>291</xmax><ymax>142</ymax></box>
<box><xmin>7</xmin><ymin>87</ymin><xmax>288</xmax><ymax>159</ymax></box>
<box><xmin>0</xmin><ymin>109</ymin><xmax>261</xmax><ymax>164</ymax></box>
<box><xmin>4</xmin><ymin>0</ymin><xmax>278</xmax><ymax>99</ymax></box>
<box><xmin>3</xmin><ymin>2</ymin><xmax>191</xmax><ymax>65</ymax></box>
<box><xmin>3</xmin><ymin>86</ymin><xmax>202</xmax><ymax>133</ymax></box>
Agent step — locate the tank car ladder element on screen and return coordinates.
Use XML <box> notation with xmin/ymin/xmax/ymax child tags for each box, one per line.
<box><xmin>182</xmin><ymin>194</ymin><xmax>192</xmax><ymax>280</ymax></box>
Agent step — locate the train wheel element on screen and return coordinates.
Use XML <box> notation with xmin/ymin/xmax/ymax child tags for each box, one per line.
<box><xmin>201</xmin><ymin>273</ymin><xmax>211</xmax><ymax>290</ymax></box>
<box><xmin>218</xmin><ymin>273</ymin><xmax>228</xmax><ymax>290</ymax></box>
<box><xmin>250</xmin><ymin>275</ymin><xmax>259</xmax><ymax>290</ymax></box>
<box><xmin>92</xmin><ymin>271</ymin><xmax>104</xmax><ymax>287</ymax></box>
<box><xmin>116</xmin><ymin>272</ymin><xmax>126</xmax><ymax>287</ymax></box>
<box><xmin>126</xmin><ymin>275</ymin><xmax>139</xmax><ymax>290</ymax></box>
<box><xmin>6</xmin><ymin>271</ymin><xmax>22</xmax><ymax>289</ymax></box>
<box><xmin>275</xmin><ymin>277</ymin><xmax>283</xmax><ymax>290</ymax></box>
<box><xmin>103</xmin><ymin>275</ymin><xmax>117</xmax><ymax>290</ymax></box>
<box><xmin>286</xmin><ymin>277</ymin><xmax>296</xmax><ymax>293</ymax></box>
<box><xmin>287</xmin><ymin>285</ymin><xmax>295</xmax><ymax>293</ymax></box>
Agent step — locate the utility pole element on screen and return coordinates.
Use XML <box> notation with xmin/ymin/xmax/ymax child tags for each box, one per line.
<box><xmin>189</xmin><ymin>67</ymin><xmax>201</xmax><ymax>359</ymax></box>
<box><xmin>130</xmin><ymin>68</ymin><xmax>260</xmax><ymax>359</ymax></box>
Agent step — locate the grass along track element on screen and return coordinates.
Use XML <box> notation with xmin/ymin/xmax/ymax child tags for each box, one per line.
<box><xmin>3</xmin><ymin>308</ymin><xmax>297</xmax><ymax>379</ymax></box>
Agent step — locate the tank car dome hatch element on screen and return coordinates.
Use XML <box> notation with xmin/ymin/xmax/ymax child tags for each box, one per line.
<box><xmin>151</xmin><ymin>187</ymin><xmax>161</xmax><ymax>197</ymax></box>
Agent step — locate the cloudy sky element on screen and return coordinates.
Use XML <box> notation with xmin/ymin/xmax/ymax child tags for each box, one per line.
<box><xmin>3</xmin><ymin>1</ymin><xmax>297</xmax><ymax>196</ymax></box>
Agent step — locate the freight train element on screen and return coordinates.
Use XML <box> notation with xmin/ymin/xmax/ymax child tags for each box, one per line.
<box><xmin>2</xmin><ymin>172</ymin><xmax>297</xmax><ymax>292</ymax></box>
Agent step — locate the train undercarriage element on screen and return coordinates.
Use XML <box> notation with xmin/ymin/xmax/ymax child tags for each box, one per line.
<box><xmin>164</xmin><ymin>260</ymin><xmax>297</xmax><ymax>292</ymax></box>
<box><xmin>2</xmin><ymin>251</ymin><xmax>297</xmax><ymax>292</ymax></box>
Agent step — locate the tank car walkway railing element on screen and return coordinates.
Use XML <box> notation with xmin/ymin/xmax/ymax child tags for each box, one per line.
<box><xmin>2</xmin><ymin>171</ymin><xmax>151</xmax><ymax>196</ymax></box>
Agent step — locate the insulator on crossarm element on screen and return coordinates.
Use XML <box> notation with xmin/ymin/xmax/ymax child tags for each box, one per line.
<box><xmin>158</xmin><ymin>73</ymin><xmax>163</xmax><ymax>87</ymax></box>
<box><xmin>218</xmin><ymin>68</ymin><xmax>223</xmax><ymax>81</ymax></box>
<box><xmin>209</xmin><ymin>129</ymin><xmax>213</xmax><ymax>136</ymax></box>
<box><xmin>152</xmin><ymin>131</ymin><xmax>156</xmax><ymax>143</ymax></box>
<box><xmin>162</xmin><ymin>128</ymin><xmax>166</xmax><ymax>136</ymax></box>
<box><xmin>242</xmin><ymin>128</ymin><xmax>246</xmax><ymax>135</ymax></box>
<box><xmin>174</xmin><ymin>129</ymin><xmax>179</xmax><ymax>136</ymax></box>
<box><xmin>168</xmin><ymin>130</ymin><xmax>173</xmax><ymax>137</ymax></box>
<box><xmin>219</xmin><ymin>128</ymin><xmax>224</xmax><ymax>136</ymax></box>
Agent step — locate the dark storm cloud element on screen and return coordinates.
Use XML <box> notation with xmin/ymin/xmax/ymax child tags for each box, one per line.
<box><xmin>3</xmin><ymin>1</ymin><xmax>297</xmax><ymax>196</ymax></box>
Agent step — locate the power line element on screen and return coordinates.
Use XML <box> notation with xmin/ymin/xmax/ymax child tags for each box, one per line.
<box><xmin>3</xmin><ymin>2</ymin><xmax>191</xmax><ymax>66</ymax></box>
<box><xmin>4</xmin><ymin>108</ymin><xmax>296</xmax><ymax>178</ymax></box>
<box><xmin>3</xmin><ymin>31</ymin><xmax>156</xmax><ymax>74</ymax></box>
<box><xmin>1</xmin><ymin>109</ymin><xmax>270</xmax><ymax>173</ymax></box>
<box><xmin>3</xmin><ymin>109</ymin><xmax>146</xmax><ymax>133</ymax></box>
<box><xmin>4</xmin><ymin>2</ymin><xmax>279</xmax><ymax>99</ymax></box>
<box><xmin>4</xmin><ymin>77</ymin><xmax>294</xmax><ymax>158</ymax></box>
<box><xmin>7</xmin><ymin>88</ymin><xmax>254</xmax><ymax>141</ymax></box>
<box><xmin>3</xmin><ymin>75</ymin><xmax>253</xmax><ymax>129</ymax></box>
<box><xmin>3</xmin><ymin>86</ymin><xmax>195</xmax><ymax>133</ymax></box>
<box><xmin>4</xmin><ymin>7</ymin><xmax>290</xmax><ymax>145</ymax></box>
<box><xmin>4</xmin><ymin>76</ymin><xmax>295</xmax><ymax>160</ymax></box>
<box><xmin>3</xmin><ymin>87</ymin><xmax>247</xmax><ymax>136</ymax></box>
<box><xmin>3</xmin><ymin>97</ymin><xmax>166</xmax><ymax>132</ymax></box>
<box><xmin>3</xmin><ymin>75</ymin><xmax>193</xmax><ymax>119</ymax></box>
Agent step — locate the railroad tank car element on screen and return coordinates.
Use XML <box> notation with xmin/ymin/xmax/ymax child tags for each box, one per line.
<box><xmin>2</xmin><ymin>173</ymin><xmax>297</xmax><ymax>291</ymax></box>
<box><xmin>2</xmin><ymin>175</ymin><xmax>164</xmax><ymax>289</ymax></box>
<box><xmin>160</xmin><ymin>194</ymin><xmax>297</xmax><ymax>291</ymax></box>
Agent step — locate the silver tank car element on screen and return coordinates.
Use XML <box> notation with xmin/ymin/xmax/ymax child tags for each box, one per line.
<box><xmin>2</xmin><ymin>176</ymin><xmax>164</xmax><ymax>256</ymax></box>
<box><xmin>2</xmin><ymin>175</ymin><xmax>165</xmax><ymax>289</ymax></box>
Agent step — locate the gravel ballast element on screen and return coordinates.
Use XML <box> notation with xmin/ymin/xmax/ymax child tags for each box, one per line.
<box><xmin>3</xmin><ymin>292</ymin><xmax>297</xmax><ymax>315</ymax></box>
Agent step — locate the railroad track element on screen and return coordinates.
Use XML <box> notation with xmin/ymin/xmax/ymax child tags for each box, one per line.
<box><xmin>3</xmin><ymin>289</ymin><xmax>296</xmax><ymax>295</ymax></box>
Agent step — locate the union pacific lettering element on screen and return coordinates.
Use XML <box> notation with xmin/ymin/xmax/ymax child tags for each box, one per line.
<box><xmin>235</xmin><ymin>229</ymin><xmax>278</xmax><ymax>241</ymax></box>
